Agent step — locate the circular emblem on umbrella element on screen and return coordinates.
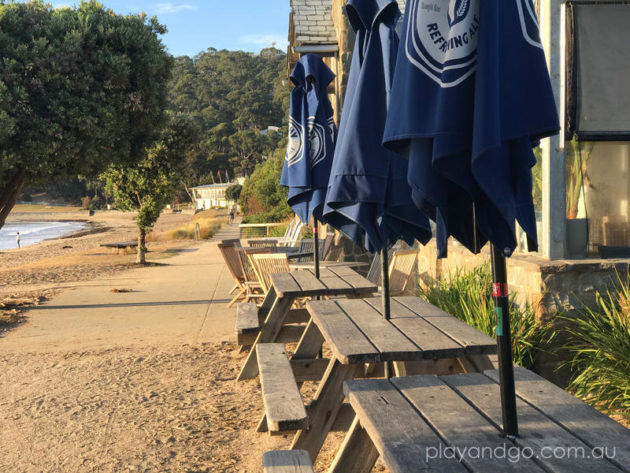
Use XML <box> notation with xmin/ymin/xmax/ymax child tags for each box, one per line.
<box><xmin>307</xmin><ymin>116</ymin><xmax>327</xmax><ymax>167</ymax></box>
<box><xmin>286</xmin><ymin>116</ymin><xmax>305</xmax><ymax>167</ymax></box>
<box><xmin>516</xmin><ymin>0</ymin><xmax>543</xmax><ymax>49</ymax></box>
<box><xmin>405</xmin><ymin>0</ymin><xmax>480</xmax><ymax>88</ymax></box>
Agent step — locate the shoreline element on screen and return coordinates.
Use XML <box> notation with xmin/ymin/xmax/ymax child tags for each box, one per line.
<box><xmin>0</xmin><ymin>209</ymin><xmax>198</xmax><ymax>297</ymax></box>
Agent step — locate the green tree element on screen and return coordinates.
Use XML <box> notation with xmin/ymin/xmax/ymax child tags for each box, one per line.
<box><xmin>166</xmin><ymin>47</ymin><xmax>288</xmax><ymax>186</ymax></box>
<box><xmin>239</xmin><ymin>140</ymin><xmax>292</xmax><ymax>223</ymax></box>
<box><xmin>225</xmin><ymin>184</ymin><xmax>242</xmax><ymax>203</ymax></box>
<box><xmin>0</xmin><ymin>1</ymin><xmax>173</xmax><ymax>229</ymax></box>
<box><xmin>103</xmin><ymin>115</ymin><xmax>200</xmax><ymax>263</ymax></box>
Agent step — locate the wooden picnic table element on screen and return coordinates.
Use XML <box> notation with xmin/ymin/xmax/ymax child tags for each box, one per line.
<box><xmin>289</xmin><ymin>296</ymin><xmax>498</xmax><ymax>461</ymax></box>
<box><xmin>336</xmin><ymin>368</ymin><xmax>630</xmax><ymax>473</ymax></box>
<box><xmin>99</xmin><ymin>241</ymin><xmax>138</xmax><ymax>254</ymax></box>
<box><xmin>238</xmin><ymin>246</ymin><xmax>298</xmax><ymax>255</ymax></box>
<box><xmin>289</xmin><ymin>260</ymin><xmax>369</xmax><ymax>270</ymax></box>
<box><xmin>237</xmin><ymin>266</ymin><xmax>377</xmax><ymax>381</ymax></box>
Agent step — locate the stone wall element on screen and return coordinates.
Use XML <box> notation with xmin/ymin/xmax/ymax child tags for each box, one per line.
<box><xmin>418</xmin><ymin>240</ymin><xmax>629</xmax><ymax>322</ymax></box>
<box><xmin>331</xmin><ymin>0</ymin><xmax>354</xmax><ymax>109</ymax></box>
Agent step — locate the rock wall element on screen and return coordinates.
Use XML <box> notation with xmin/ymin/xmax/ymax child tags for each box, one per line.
<box><xmin>417</xmin><ymin>240</ymin><xmax>628</xmax><ymax>322</ymax></box>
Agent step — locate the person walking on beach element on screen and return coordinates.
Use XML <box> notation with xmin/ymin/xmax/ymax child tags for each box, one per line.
<box><xmin>16</xmin><ymin>231</ymin><xmax>20</xmax><ymax>249</ymax></box>
<box><xmin>228</xmin><ymin>208</ymin><xmax>235</xmax><ymax>225</ymax></box>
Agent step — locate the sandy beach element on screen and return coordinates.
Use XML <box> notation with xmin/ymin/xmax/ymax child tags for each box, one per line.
<box><xmin>0</xmin><ymin>207</ymin><xmax>196</xmax><ymax>309</ymax></box>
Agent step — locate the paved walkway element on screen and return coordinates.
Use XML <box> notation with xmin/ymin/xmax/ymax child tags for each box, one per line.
<box><xmin>0</xmin><ymin>219</ymin><xmax>290</xmax><ymax>473</ymax></box>
<box><xmin>0</xmin><ymin>220</ymin><xmax>242</xmax><ymax>353</ymax></box>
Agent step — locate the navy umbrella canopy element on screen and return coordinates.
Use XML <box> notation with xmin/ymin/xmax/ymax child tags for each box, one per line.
<box><xmin>280</xmin><ymin>54</ymin><xmax>337</xmax><ymax>225</ymax></box>
<box><xmin>323</xmin><ymin>0</ymin><xmax>432</xmax><ymax>253</ymax></box>
<box><xmin>383</xmin><ymin>0</ymin><xmax>559</xmax><ymax>258</ymax></box>
<box><xmin>383</xmin><ymin>0</ymin><xmax>559</xmax><ymax>437</ymax></box>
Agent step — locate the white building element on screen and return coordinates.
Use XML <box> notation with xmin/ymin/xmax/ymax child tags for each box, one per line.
<box><xmin>192</xmin><ymin>183</ymin><xmax>232</xmax><ymax>210</ymax></box>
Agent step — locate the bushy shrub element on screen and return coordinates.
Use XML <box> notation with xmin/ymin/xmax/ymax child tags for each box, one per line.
<box><xmin>239</xmin><ymin>140</ymin><xmax>292</xmax><ymax>223</ymax></box>
<box><xmin>561</xmin><ymin>278</ymin><xmax>630</xmax><ymax>421</ymax></box>
<box><xmin>419</xmin><ymin>265</ymin><xmax>554</xmax><ymax>369</ymax></box>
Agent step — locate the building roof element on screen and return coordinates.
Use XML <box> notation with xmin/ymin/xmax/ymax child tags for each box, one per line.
<box><xmin>192</xmin><ymin>183</ymin><xmax>232</xmax><ymax>190</ymax></box>
<box><xmin>290</xmin><ymin>0</ymin><xmax>337</xmax><ymax>47</ymax></box>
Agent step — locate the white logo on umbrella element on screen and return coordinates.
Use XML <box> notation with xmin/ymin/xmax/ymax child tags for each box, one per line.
<box><xmin>405</xmin><ymin>0</ymin><xmax>480</xmax><ymax>88</ymax></box>
<box><xmin>516</xmin><ymin>0</ymin><xmax>543</xmax><ymax>49</ymax></box>
<box><xmin>327</xmin><ymin>116</ymin><xmax>336</xmax><ymax>145</ymax></box>
<box><xmin>307</xmin><ymin>116</ymin><xmax>327</xmax><ymax>167</ymax></box>
<box><xmin>286</xmin><ymin>116</ymin><xmax>304</xmax><ymax>167</ymax></box>
<box><xmin>286</xmin><ymin>116</ymin><xmax>329</xmax><ymax>168</ymax></box>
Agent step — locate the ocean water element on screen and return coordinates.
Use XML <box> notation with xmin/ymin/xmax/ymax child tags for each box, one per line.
<box><xmin>0</xmin><ymin>221</ymin><xmax>86</xmax><ymax>250</ymax></box>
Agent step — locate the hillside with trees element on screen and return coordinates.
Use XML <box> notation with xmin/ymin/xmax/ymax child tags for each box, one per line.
<box><xmin>168</xmin><ymin>47</ymin><xmax>289</xmax><ymax>194</ymax></box>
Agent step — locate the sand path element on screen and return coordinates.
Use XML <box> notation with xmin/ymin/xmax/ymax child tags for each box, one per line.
<box><xmin>0</xmin><ymin>222</ymin><xmax>288</xmax><ymax>472</ymax></box>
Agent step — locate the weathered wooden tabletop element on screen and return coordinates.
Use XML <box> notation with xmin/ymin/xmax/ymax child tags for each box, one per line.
<box><xmin>237</xmin><ymin>267</ymin><xmax>376</xmax><ymax>381</ymax></box>
<box><xmin>290</xmin><ymin>296</ymin><xmax>497</xmax><ymax>460</ymax></box>
<box><xmin>341</xmin><ymin>368</ymin><xmax>630</xmax><ymax>473</ymax></box>
<box><xmin>306</xmin><ymin>296</ymin><xmax>497</xmax><ymax>365</ymax></box>
<box><xmin>270</xmin><ymin>266</ymin><xmax>377</xmax><ymax>298</ymax></box>
<box><xmin>288</xmin><ymin>261</ymin><xmax>369</xmax><ymax>270</ymax></box>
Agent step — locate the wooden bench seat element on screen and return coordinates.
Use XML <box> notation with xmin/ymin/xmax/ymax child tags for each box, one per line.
<box><xmin>236</xmin><ymin>302</ymin><xmax>260</xmax><ymax>346</ymax></box>
<box><xmin>263</xmin><ymin>450</ymin><xmax>314</xmax><ymax>472</ymax></box>
<box><xmin>256</xmin><ymin>343</ymin><xmax>307</xmax><ymax>432</ymax></box>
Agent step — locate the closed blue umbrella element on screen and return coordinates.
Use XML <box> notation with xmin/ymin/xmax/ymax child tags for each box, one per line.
<box><xmin>323</xmin><ymin>0</ymin><xmax>432</xmax><ymax>254</ymax></box>
<box><xmin>281</xmin><ymin>54</ymin><xmax>336</xmax><ymax>225</ymax></box>
<box><xmin>383</xmin><ymin>0</ymin><xmax>559</xmax><ymax>437</ymax></box>
<box><xmin>280</xmin><ymin>55</ymin><xmax>337</xmax><ymax>274</ymax></box>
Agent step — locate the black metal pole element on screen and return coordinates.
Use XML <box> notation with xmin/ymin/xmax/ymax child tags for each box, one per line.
<box><xmin>381</xmin><ymin>247</ymin><xmax>390</xmax><ymax>320</ymax></box>
<box><xmin>490</xmin><ymin>244</ymin><xmax>518</xmax><ymax>439</ymax></box>
<box><xmin>381</xmin><ymin>247</ymin><xmax>392</xmax><ymax>379</ymax></box>
<box><xmin>313</xmin><ymin>221</ymin><xmax>320</xmax><ymax>279</ymax></box>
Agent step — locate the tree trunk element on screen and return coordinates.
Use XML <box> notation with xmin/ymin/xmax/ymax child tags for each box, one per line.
<box><xmin>0</xmin><ymin>170</ymin><xmax>27</xmax><ymax>231</ymax></box>
<box><xmin>137</xmin><ymin>227</ymin><xmax>147</xmax><ymax>264</ymax></box>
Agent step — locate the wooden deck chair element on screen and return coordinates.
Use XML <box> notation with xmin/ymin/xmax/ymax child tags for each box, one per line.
<box><xmin>247</xmin><ymin>239</ymin><xmax>278</xmax><ymax>250</ymax></box>
<box><xmin>366</xmin><ymin>252</ymin><xmax>382</xmax><ymax>285</ymax></box>
<box><xmin>388</xmin><ymin>249</ymin><xmax>419</xmax><ymax>296</ymax></box>
<box><xmin>221</xmin><ymin>238</ymin><xmax>242</xmax><ymax>247</ymax></box>
<box><xmin>294</xmin><ymin>238</ymin><xmax>326</xmax><ymax>262</ymax></box>
<box><xmin>366</xmin><ymin>239</ymin><xmax>414</xmax><ymax>285</ymax></box>
<box><xmin>281</xmin><ymin>216</ymin><xmax>299</xmax><ymax>241</ymax></box>
<box><xmin>249</xmin><ymin>253</ymin><xmax>290</xmax><ymax>294</ymax></box>
<box><xmin>237</xmin><ymin>248</ymin><xmax>271</xmax><ymax>305</ymax></box>
<box><xmin>323</xmin><ymin>236</ymin><xmax>345</xmax><ymax>262</ymax></box>
<box><xmin>218</xmin><ymin>243</ymin><xmax>246</xmax><ymax>307</ymax></box>
<box><xmin>320</xmin><ymin>234</ymin><xmax>334</xmax><ymax>260</ymax></box>
<box><xmin>279</xmin><ymin>220</ymin><xmax>305</xmax><ymax>247</ymax></box>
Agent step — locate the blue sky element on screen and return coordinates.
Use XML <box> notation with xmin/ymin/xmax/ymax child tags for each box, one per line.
<box><xmin>51</xmin><ymin>1</ymin><xmax>291</xmax><ymax>57</ymax></box>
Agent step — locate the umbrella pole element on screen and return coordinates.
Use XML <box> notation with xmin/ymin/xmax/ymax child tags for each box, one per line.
<box><xmin>490</xmin><ymin>244</ymin><xmax>518</xmax><ymax>439</ymax></box>
<box><xmin>381</xmin><ymin>247</ymin><xmax>392</xmax><ymax>379</ymax></box>
<box><xmin>313</xmin><ymin>220</ymin><xmax>320</xmax><ymax>279</ymax></box>
<box><xmin>381</xmin><ymin>247</ymin><xmax>390</xmax><ymax>320</ymax></box>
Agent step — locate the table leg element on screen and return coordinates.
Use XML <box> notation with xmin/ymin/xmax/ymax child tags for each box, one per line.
<box><xmin>460</xmin><ymin>354</ymin><xmax>496</xmax><ymax>373</ymax></box>
<box><xmin>237</xmin><ymin>295</ymin><xmax>295</xmax><ymax>381</ymax></box>
<box><xmin>291</xmin><ymin>320</ymin><xmax>324</xmax><ymax>360</ymax></box>
<box><xmin>290</xmin><ymin>358</ymin><xmax>361</xmax><ymax>462</ymax></box>
<box><xmin>258</xmin><ymin>286</ymin><xmax>276</xmax><ymax>318</ymax></box>
<box><xmin>327</xmin><ymin>417</ymin><xmax>379</xmax><ymax>473</ymax></box>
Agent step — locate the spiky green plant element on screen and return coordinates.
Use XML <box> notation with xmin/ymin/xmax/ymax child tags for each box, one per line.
<box><xmin>561</xmin><ymin>282</ymin><xmax>630</xmax><ymax>421</ymax></box>
<box><xmin>419</xmin><ymin>265</ymin><xmax>554</xmax><ymax>369</ymax></box>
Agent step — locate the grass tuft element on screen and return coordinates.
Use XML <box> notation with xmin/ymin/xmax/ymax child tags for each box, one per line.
<box><xmin>150</xmin><ymin>210</ymin><xmax>227</xmax><ymax>242</ymax></box>
<box><xmin>418</xmin><ymin>265</ymin><xmax>554</xmax><ymax>369</ymax></box>
<box><xmin>561</xmin><ymin>277</ymin><xmax>630</xmax><ymax>421</ymax></box>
